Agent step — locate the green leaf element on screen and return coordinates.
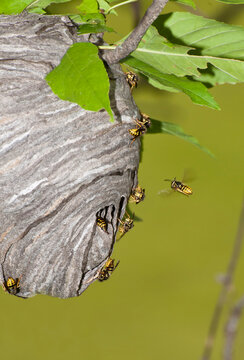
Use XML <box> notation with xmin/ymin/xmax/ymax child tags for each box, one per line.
<box><xmin>129</xmin><ymin>25</ymin><xmax>244</xmax><ymax>83</ymax></box>
<box><xmin>147</xmin><ymin>119</ymin><xmax>214</xmax><ymax>157</ymax></box>
<box><xmin>0</xmin><ymin>0</ymin><xmax>33</xmax><ymax>13</ymax></box>
<box><xmin>216</xmin><ymin>0</ymin><xmax>244</xmax><ymax>3</ymax></box>
<box><xmin>153</xmin><ymin>12</ymin><xmax>244</xmax><ymax>85</ymax></box>
<box><xmin>0</xmin><ymin>0</ymin><xmax>71</xmax><ymax>13</ymax></box>
<box><xmin>28</xmin><ymin>7</ymin><xmax>46</xmax><ymax>13</ymax></box>
<box><xmin>77</xmin><ymin>0</ymin><xmax>98</xmax><ymax>13</ymax></box>
<box><xmin>130</xmin><ymin>26</ymin><xmax>206</xmax><ymax>77</ymax></box>
<box><xmin>154</xmin><ymin>12</ymin><xmax>244</xmax><ymax>60</ymax></box>
<box><xmin>170</xmin><ymin>0</ymin><xmax>196</xmax><ymax>9</ymax></box>
<box><xmin>45</xmin><ymin>43</ymin><xmax>113</xmax><ymax>121</ymax></box>
<box><xmin>193</xmin><ymin>64</ymin><xmax>239</xmax><ymax>87</ymax></box>
<box><xmin>148</xmin><ymin>78</ymin><xmax>180</xmax><ymax>93</ymax></box>
<box><xmin>123</xmin><ymin>57</ymin><xmax>220</xmax><ymax>110</ymax></box>
<box><xmin>78</xmin><ymin>23</ymin><xmax>114</xmax><ymax>34</ymax></box>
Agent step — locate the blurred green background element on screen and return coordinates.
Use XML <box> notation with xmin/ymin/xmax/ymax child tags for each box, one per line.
<box><xmin>1</xmin><ymin>1</ymin><xmax>244</xmax><ymax>360</ymax></box>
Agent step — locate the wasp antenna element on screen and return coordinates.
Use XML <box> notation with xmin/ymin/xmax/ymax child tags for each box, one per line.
<box><xmin>164</xmin><ymin>179</ymin><xmax>171</xmax><ymax>182</ymax></box>
<box><xmin>115</xmin><ymin>260</ymin><xmax>120</xmax><ymax>269</ymax></box>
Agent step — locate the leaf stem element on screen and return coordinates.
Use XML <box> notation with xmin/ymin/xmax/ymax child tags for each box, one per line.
<box><xmin>107</xmin><ymin>0</ymin><xmax>138</xmax><ymax>14</ymax></box>
<box><xmin>25</xmin><ymin>0</ymin><xmax>39</xmax><ymax>9</ymax></box>
<box><xmin>99</xmin><ymin>45</ymin><xmax>117</xmax><ymax>50</ymax></box>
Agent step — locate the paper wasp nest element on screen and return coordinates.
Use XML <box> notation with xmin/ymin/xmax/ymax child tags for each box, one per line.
<box><xmin>0</xmin><ymin>13</ymin><xmax>140</xmax><ymax>298</ymax></box>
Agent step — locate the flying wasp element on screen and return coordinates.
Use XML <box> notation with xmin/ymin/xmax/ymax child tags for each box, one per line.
<box><xmin>98</xmin><ymin>258</ymin><xmax>120</xmax><ymax>282</ymax></box>
<box><xmin>130</xmin><ymin>185</ymin><xmax>145</xmax><ymax>204</ymax></box>
<box><xmin>117</xmin><ymin>212</ymin><xmax>134</xmax><ymax>240</ymax></box>
<box><xmin>125</xmin><ymin>71</ymin><xmax>139</xmax><ymax>91</ymax></box>
<box><xmin>164</xmin><ymin>178</ymin><xmax>193</xmax><ymax>196</ymax></box>
<box><xmin>96</xmin><ymin>215</ymin><xmax>109</xmax><ymax>234</ymax></box>
<box><xmin>2</xmin><ymin>277</ymin><xmax>20</xmax><ymax>295</ymax></box>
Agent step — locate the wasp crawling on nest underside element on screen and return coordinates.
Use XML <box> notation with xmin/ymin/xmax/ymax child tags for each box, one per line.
<box><xmin>128</xmin><ymin>113</ymin><xmax>151</xmax><ymax>146</ymax></box>
<box><xmin>117</xmin><ymin>211</ymin><xmax>134</xmax><ymax>240</ymax></box>
<box><xmin>130</xmin><ymin>185</ymin><xmax>145</xmax><ymax>204</ymax></box>
<box><xmin>98</xmin><ymin>258</ymin><xmax>120</xmax><ymax>282</ymax></box>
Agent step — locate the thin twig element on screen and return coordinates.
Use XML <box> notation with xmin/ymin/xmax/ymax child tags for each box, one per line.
<box><xmin>102</xmin><ymin>0</ymin><xmax>169</xmax><ymax>64</ymax></box>
<box><xmin>224</xmin><ymin>295</ymin><xmax>244</xmax><ymax>360</ymax></box>
<box><xmin>201</xmin><ymin>198</ymin><xmax>244</xmax><ymax>360</ymax></box>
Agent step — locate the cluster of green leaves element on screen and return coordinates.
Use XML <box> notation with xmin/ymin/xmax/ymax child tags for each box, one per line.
<box><xmin>1</xmin><ymin>0</ymin><xmax>244</xmax><ymax>154</ymax></box>
<box><xmin>123</xmin><ymin>12</ymin><xmax>244</xmax><ymax>110</ymax></box>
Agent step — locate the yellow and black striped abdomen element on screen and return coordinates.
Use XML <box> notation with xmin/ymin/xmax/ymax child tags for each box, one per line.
<box><xmin>129</xmin><ymin>128</ymin><xmax>140</xmax><ymax>137</ymax></box>
<box><xmin>96</xmin><ymin>216</ymin><xmax>108</xmax><ymax>233</ymax></box>
<box><xmin>6</xmin><ymin>277</ymin><xmax>16</xmax><ymax>288</ymax></box>
<box><xmin>171</xmin><ymin>179</ymin><xmax>193</xmax><ymax>195</ymax></box>
<box><xmin>4</xmin><ymin>277</ymin><xmax>20</xmax><ymax>295</ymax></box>
<box><xmin>177</xmin><ymin>183</ymin><xmax>193</xmax><ymax>195</ymax></box>
<box><xmin>98</xmin><ymin>258</ymin><xmax>120</xmax><ymax>282</ymax></box>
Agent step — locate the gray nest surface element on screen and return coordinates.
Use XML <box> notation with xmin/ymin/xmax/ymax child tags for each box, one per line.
<box><xmin>0</xmin><ymin>13</ymin><xmax>140</xmax><ymax>298</ymax></box>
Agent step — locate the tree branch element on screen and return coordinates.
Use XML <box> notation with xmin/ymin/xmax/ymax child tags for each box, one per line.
<box><xmin>102</xmin><ymin>0</ymin><xmax>169</xmax><ymax>64</ymax></box>
<box><xmin>201</xmin><ymin>198</ymin><xmax>244</xmax><ymax>360</ymax></box>
<box><xmin>224</xmin><ymin>295</ymin><xmax>244</xmax><ymax>360</ymax></box>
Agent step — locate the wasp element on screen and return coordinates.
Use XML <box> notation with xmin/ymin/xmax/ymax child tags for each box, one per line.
<box><xmin>96</xmin><ymin>216</ymin><xmax>109</xmax><ymax>233</ymax></box>
<box><xmin>164</xmin><ymin>178</ymin><xmax>193</xmax><ymax>196</ymax></box>
<box><xmin>130</xmin><ymin>185</ymin><xmax>145</xmax><ymax>204</ymax></box>
<box><xmin>138</xmin><ymin>113</ymin><xmax>151</xmax><ymax>129</ymax></box>
<box><xmin>2</xmin><ymin>277</ymin><xmax>20</xmax><ymax>295</ymax></box>
<box><xmin>128</xmin><ymin>118</ymin><xmax>148</xmax><ymax>145</ymax></box>
<box><xmin>98</xmin><ymin>258</ymin><xmax>120</xmax><ymax>282</ymax></box>
<box><xmin>117</xmin><ymin>212</ymin><xmax>134</xmax><ymax>240</ymax></box>
<box><xmin>125</xmin><ymin>71</ymin><xmax>138</xmax><ymax>91</ymax></box>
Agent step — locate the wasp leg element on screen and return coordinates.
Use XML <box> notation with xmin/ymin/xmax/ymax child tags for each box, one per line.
<box><xmin>117</xmin><ymin>218</ymin><xmax>124</xmax><ymax>225</ymax></box>
<box><xmin>133</xmin><ymin>119</ymin><xmax>140</xmax><ymax>126</ymax></box>
<box><xmin>129</xmin><ymin>137</ymin><xmax>137</xmax><ymax>146</ymax></box>
<box><xmin>114</xmin><ymin>260</ymin><xmax>120</xmax><ymax>270</ymax></box>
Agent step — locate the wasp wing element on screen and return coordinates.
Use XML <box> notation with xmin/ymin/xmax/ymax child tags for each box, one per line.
<box><xmin>157</xmin><ymin>188</ymin><xmax>174</xmax><ymax>197</ymax></box>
